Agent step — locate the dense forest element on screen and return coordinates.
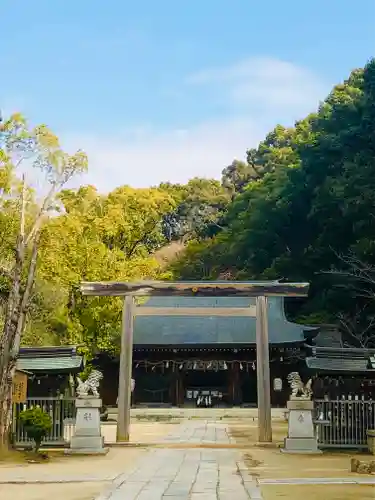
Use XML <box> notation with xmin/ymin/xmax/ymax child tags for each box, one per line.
<box><xmin>2</xmin><ymin>58</ymin><xmax>375</xmax><ymax>363</ymax></box>
<box><xmin>173</xmin><ymin>58</ymin><xmax>375</xmax><ymax>347</ymax></box>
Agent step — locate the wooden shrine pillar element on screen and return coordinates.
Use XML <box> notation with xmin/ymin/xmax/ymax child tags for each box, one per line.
<box><xmin>228</xmin><ymin>362</ymin><xmax>236</xmax><ymax>406</ymax></box>
<box><xmin>177</xmin><ymin>372</ymin><xmax>184</xmax><ymax>406</ymax></box>
<box><xmin>256</xmin><ymin>296</ymin><xmax>272</xmax><ymax>443</ymax></box>
<box><xmin>117</xmin><ymin>295</ymin><xmax>134</xmax><ymax>442</ymax></box>
<box><xmin>169</xmin><ymin>376</ymin><xmax>175</xmax><ymax>405</ymax></box>
<box><xmin>232</xmin><ymin>362</ymin><xmax>240</xmax><ymax>406</ymax></box>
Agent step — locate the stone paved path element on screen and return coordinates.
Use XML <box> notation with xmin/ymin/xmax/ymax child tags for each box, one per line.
<box><xmin>98</xmin><ymin>421</ymin><xmax>261</xmax><ymax>500</ymax></box>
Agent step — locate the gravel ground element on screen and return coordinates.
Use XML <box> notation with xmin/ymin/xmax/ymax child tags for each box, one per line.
<box><xmin>229</xmin><ymin>421</ymin><xmax>375</xmax><ymax>500</ymax></box>
<box><xmin>0</xmin><ymin>482</ymin><xmax>108</xmax><ymax>500</ymax></box>
<box><xmin>261</xmin><ymin>484</ymin><xmax>375</xmax><ymax>500</ymax></box>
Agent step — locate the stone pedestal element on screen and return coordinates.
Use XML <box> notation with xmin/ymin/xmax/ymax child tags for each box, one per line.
<box><xmin>281</xmin><ymin>398</ymin><xmax>321</xmax><ymax>454</ymax></box>
<box><xmin>367</xmin><ymin>429</ymin><xmax>375</xmax><ymax>455</ymax></box>
<box><xmin>66</xmin><ymin>397</ymin><xmax>108</xmax><ymax>455</ymax></box>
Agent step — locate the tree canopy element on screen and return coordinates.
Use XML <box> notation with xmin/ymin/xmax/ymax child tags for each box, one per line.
<box><xmin>172</xmin><ymin>58</ymin><xmax>375</xmax><ymax>342</ymax></box>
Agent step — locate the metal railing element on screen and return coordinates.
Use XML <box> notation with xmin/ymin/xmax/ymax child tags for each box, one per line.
<box><xmin>12</xmin><ymin>397</ymin><xmax>76</xmax><ymax>447</ymax></box>
<box><xmin>314</xmin><ymin>398</ymin><xmax>375</xmax><ymax>449</ymax></box>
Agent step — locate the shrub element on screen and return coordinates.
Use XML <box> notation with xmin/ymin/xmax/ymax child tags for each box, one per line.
<box><xmin>19</xmin><ymin>407</ymin><xmax>52</xmax><ymax>452</ymax></box>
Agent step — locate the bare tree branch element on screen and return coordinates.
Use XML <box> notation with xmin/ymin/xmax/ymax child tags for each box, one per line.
<box><xmin>25</xmin><ymin>183</ymin><xmax>56</xmax><ymax>245</ymax></box>
<box><xmin>321</xmin><ymin>251</ymin><xmax>375</xmax><ymax>348</ymax></box>
<box><xmin>323</xmin><ymin>251</ymin><xmax>375</xmax><ymax>287</ymax></box>
<box><xmin>19</xmin><ymin>175</ymin><xmax>26</xmax><ymax>243</ymax></box>
<box><xmin>11</xmin><ymin>230</ymin><xmax>41</xmax><ymax>356</ymax></box>
<box><xmin>336</xmin><ymin>304</ymin><xmax>375</xmax><ymax>348</ymax></box>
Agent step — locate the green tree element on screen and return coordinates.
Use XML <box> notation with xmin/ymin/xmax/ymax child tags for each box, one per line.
<box><xmin>32</xmin><ymin>183</ymin><xmax>174</xmax><ymax>356</ymax></box>
<box><xmin>161</xmin><ymin>178</ymin><xmax>230</xmax><ymax>241</ymax></box>
<box><xmin>0</xmin><ymin>113</ymin><xmax>87</xmax><ymax>449</ymax></box>
<box><xmin>19</xmin><ymin>406</ymin><xmax>52</xmax><ymax>453</ymax></box>
<box><xmin>173</xmin><ymin>58</ymin><xmax>375</xmax><ymax>331</ymax></box>
<box><xmin>221</xmin><ymin>159</ymin><xmax>256</xmax><ymax>197</ymax></box>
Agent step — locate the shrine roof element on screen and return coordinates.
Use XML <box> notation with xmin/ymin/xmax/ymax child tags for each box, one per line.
<box><xmin>17</xmin><ymin>346</ymin><xmax>84</xmax><ymax>373</ymax></box>
<box><xmin>133</xmin><ymin>296</ymin><xmax>316</xmax><ymax>346</ymax></box>
<box><xmin>306</xmin><ymin>356</ymin><xmax>371</xmax><ymax>372</ymax></box>
<box><xmin>305</xmin><ymin>346</ymin><xmax>375</xmax><ymax>373</ymax></box>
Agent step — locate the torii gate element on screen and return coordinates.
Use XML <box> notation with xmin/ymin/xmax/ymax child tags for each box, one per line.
<box><xmin>80</xmin><ymin>280</ymin><xmax>309</xmax><ymax>443</ymax></box>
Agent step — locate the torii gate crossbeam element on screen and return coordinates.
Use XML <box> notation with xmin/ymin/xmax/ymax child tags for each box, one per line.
<box><xmin>80</xmin><ymin>281</ymin><xmax>309</xmax><ymax>444</ymax></box>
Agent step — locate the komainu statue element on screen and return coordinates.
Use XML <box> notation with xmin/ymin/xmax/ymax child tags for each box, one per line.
<box><xmin>76</xmin><ymin>370</ymin><xmax>103</xmax><ymax>398</ymax></box>
<box><xmin>287</xmin><ymin>372</ymin><xmax>313</xmax><ymax>399</ymax></box>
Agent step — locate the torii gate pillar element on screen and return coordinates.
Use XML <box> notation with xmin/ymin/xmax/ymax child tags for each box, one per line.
<box><xmin>80</xmin><ymin>281</ymin><xmax>309</xmax><ymax>444</ymax></box>
<box><xmin>255</xmin><ymin>296</ymin><xmax>271</xmax><ymax>442</ymax></box>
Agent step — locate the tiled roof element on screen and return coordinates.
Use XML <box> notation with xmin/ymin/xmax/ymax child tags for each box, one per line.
<box><xmin>306</xmin><ymin>356</ymin><xmax>370</xmax><ymax>372</ymax></box>
<box><xmin>18</xmin><ymin>346</ymin><xmax>80</xmax><ymax>357</ymax></box>
<box><xmin>314</xmin><ymin>329</ymin><xmax>343</xmax><ymax>347</ymax></box>
<box><xmin>306</xmin><ymin>346</ymin><xmax>375</xmax><ymax>373</ymax></box>
<box><xmin>134</xmin><ymin>296</ymin><xmax>315</xmax><ymax>345</ymax></box>
<box><xmin>16</xmin><ymin>355</ymin><xmax>84</xmax><ymax>372</ymax></box>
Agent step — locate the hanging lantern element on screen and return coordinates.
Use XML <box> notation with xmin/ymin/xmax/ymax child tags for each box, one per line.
<box><xmin>240</xmin><ymin>363</ymin><xmax>243</xmax><ymax>371</ymax></box>
<box><xmin>252</xmin><ymin>361</ymin><xmax>256</xmax><ymax>371</ymax></box>
<box><xmin>166</xmin><ymin>361</ymin><xmax>169</xmax><ymax>368</ymax></box>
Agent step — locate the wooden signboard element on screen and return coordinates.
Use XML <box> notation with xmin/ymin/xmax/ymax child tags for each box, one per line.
<box><xmin>12</xmin><ymin>370</ymin><xmax>28</xmax><ymax>403</ymax></box>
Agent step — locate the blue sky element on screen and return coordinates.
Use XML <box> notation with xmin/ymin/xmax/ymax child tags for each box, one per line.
<box><xmin>2</xmin><ymin>1</ymin><xmax>374</xmax><ymax>191</ymax></box>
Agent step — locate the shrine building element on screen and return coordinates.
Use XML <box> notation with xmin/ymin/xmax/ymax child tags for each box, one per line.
<box><xmin>98</xmin><ymin>295</ymin><xmax>318</xmax><ymax>407</ymax></box>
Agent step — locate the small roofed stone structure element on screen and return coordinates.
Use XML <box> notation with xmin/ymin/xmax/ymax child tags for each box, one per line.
<box><xmin>17</xmin><ymin>346</ymin><xmax>85</xmax><ymax>397</ymax></box>
<box><xmin>305</xmin><ymin>334</ymin><xmax>375</xmax><ymax>400</ymax></box>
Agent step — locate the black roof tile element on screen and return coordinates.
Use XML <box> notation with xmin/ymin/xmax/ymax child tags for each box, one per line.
<box><xmin>134</xmin><ymin>296</ymin><xmax>315</xmax><ymax>345</ymax></box>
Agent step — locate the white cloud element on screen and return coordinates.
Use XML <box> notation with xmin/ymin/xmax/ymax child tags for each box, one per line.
<box><xmin>65</xmin><ymin>57</ymin><xmax>330</xmax><ymax>192</ymax></box>
<box><xmin>188</xmin><ymin>57</ymin><xmax>319</xmax><ymax>86</ymax></box>
<box><xmin>66</xmin><ymin>118</ymin><xmax>266</xmax><ymax>191</ymax></box>
<box><xmin>187</xmin><ymin>57</ymin><xmax>328</xmax><ymax>114</ymax></box>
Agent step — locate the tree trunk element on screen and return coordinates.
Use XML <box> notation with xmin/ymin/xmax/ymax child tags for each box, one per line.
<box><xmin>0</xmin><ymin>369</ymin><xmax>13</xmax><ymax>451</ymax></box>
<box><xmin>13</xmin><ymin>232</ymin><xmax>41</xmax><ymax>356</ymax></box>
<box><xmin>34</xmin><ymin>436</ymin><xmax>42</xmax><ymax>454</ymax></box>
<box><xmin>0</xmin><ymin>234</ymin><xmax>42</xmax><ymax>450</ymax></box>
<box><xmin>0</xmin><ymin>239</ymin><xmax>24</xmax><ymax>451</ymax></box>
<box><xmin>0</xmin><ymin>304</ymin><xmax>21</xmax><ymax>450</ymax></box>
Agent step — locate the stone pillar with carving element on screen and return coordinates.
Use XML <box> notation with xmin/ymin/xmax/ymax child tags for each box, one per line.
<box><xmin>281</xmin><ymin>372</ymin><xmax>321</xmax><ymax>454</ymax></box>
<box><xmin>66</xmin><ymin>370</ymin><xmax>109</xmax><ymax>455</ymax></box>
